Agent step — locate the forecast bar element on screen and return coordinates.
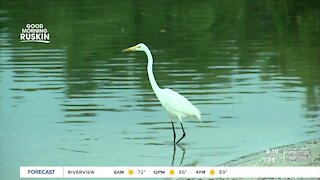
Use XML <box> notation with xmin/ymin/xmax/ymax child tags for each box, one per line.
<box><xmin>20</xmin><ymin>166</ymin><xmax>320</xmax><ymax>178</ymax></box>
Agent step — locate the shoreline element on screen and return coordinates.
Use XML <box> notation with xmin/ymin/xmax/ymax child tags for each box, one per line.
<box><xmin>221</xmin><ymin>139</ymin><xmax>320</xmax><ymax>166</ymax></box>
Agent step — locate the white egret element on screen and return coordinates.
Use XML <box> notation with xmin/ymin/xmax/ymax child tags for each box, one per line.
<box><xmin>123</xmin><ymin>43</ymin><xmax>201</xmax><ymax>144</ymax></box>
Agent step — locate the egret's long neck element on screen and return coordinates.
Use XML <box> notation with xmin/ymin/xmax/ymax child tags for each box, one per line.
<box><xmin>145</xmin><ymin>48</ymin><xmax>161</xmax><ymax>92</ymax></box>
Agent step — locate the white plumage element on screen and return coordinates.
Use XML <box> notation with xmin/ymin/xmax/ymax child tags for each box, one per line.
<box><xmin>123</xmin><ymin>43</ymin><xmax>201</xmax><ymax>144</ymax></box>
<box><xmin>156</xmin><ymin>88</ymin><xmax>201</xmax><ymax>121</ymax></box>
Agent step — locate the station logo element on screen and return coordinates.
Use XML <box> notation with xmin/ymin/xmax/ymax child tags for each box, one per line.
<box><xmin>20</xmin><ymin>23</ymin><xmax>50</xmax><ymax>43</ymax></box>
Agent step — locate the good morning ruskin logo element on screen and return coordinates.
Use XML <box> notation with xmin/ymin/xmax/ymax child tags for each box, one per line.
<box><xmin>20</xmin><ymin>24</ymin><xmax>50</xmax><ymax>43</ymax></box>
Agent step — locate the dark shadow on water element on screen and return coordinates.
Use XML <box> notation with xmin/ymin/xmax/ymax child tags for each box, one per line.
<box><xmin>124</xmin><ymin>137</ymin><xmax>156</xmax><ymax>140</ymax></box>
<box><xmin>55</xmin><ymin>120</ymin><xmax>94</xmax><ymax>124</ymax></box>
<box><xmin>144</xmin><ymin>142</ymin><xmax>164</xmax><ymax>146</ymax></box>
<box><xmin>196</xmin><ymin>125</ymin><xmax>216</xmax><ymax>128</ymax></box>
<box><xmin>59</xmin><ymin>147</ymin><xmax>90</xmax><ymax>154</ymax></box>
<box><xmin>136</xmin><ymin>121</ymin><xmax>169</xmax><ymax>125</ymax></box>
<box><xmin>148</xmin><ymin>127</ymin><xmax>174</xmax><ymax>130</ymax></box>
<box><xmin>138</xmin><ymin>120</ymin><xmax>217</xmax><ymax>131</ymax></box>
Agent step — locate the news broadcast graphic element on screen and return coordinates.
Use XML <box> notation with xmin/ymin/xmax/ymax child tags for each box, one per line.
<box><xmin>1</xmin><ymin>1</ymin><xmax>319</xmax><ymax>179</ymax></box>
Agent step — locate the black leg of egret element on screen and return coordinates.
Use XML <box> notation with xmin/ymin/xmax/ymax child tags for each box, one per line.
<box><xmin>171</xmin><ymin>121</ymin><xmax>176</xmax><ymax>144</ymax></box>
<box><xmin>176</xmin><ymin>123</ymin><xmax>186</xmax><ymax>144</ymax></box>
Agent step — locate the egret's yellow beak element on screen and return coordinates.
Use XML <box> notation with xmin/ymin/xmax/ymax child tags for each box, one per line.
<box><xmin>122</xmin><ymin>45</ymin><xmax>138</xmax><ymax>52</ymax></box>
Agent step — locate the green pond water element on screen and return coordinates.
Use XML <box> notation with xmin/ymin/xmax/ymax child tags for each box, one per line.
<box><xmin>0</xmin><ymin>0</ymin><xmax>319</xmax><ymax>179</ymax></box>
